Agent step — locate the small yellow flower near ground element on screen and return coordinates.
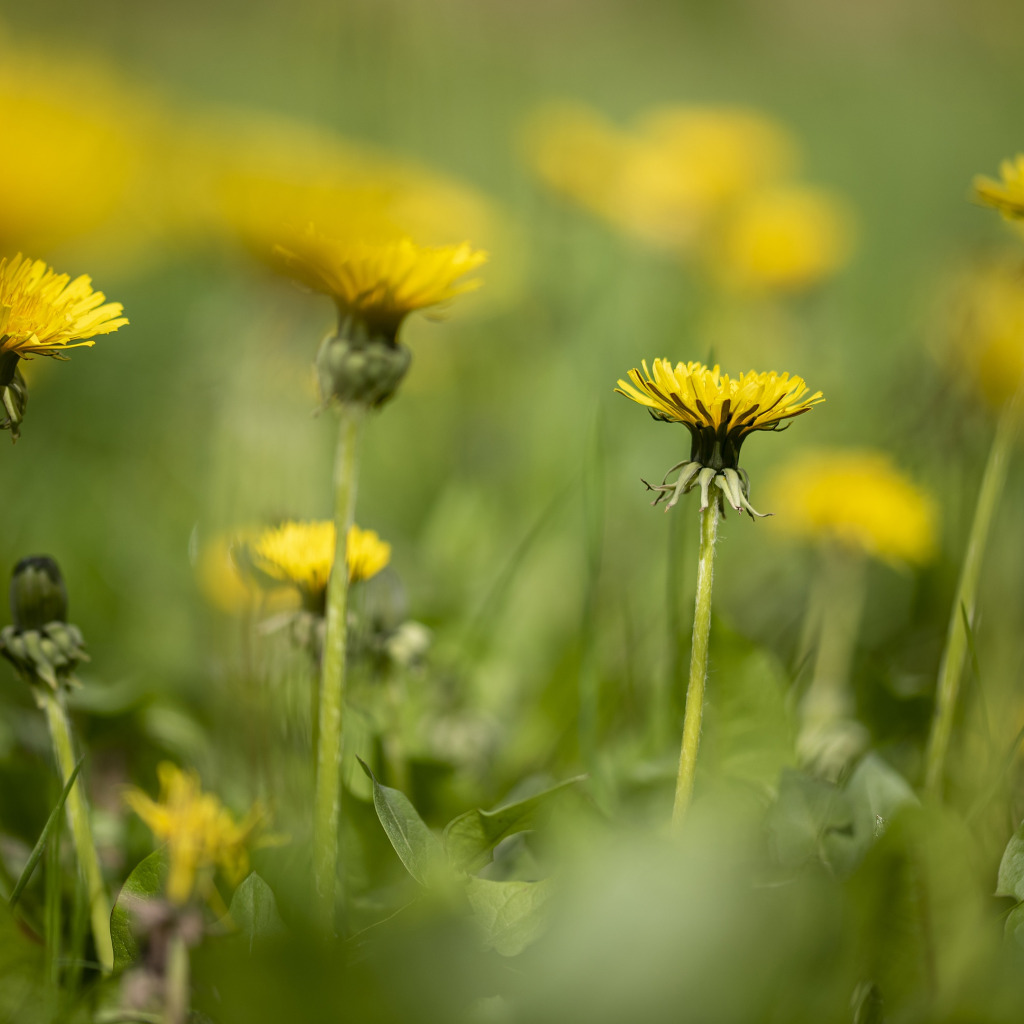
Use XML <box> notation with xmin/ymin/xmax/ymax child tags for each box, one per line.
<box><xmin>616</xmin><ymin>360</ymin><xmax>823</xmax><ymax>515</ymax></box>
<box><xmin>766</xmin><ymin>449</ymin><xmax>937</xmax><ymax>567</ymax></box>
<box><xmin>974</xmin><ymin>156</ymin><xmax>1024</xmax><ymax>220</ymax></box>
<box><xmin>274</xmin><ymin>229</ymin><xmax>487</xmax><ymax>341</ymax></box>
<box><xmin>246</xmin><ymin>520</ymin><xmax>391</xmax><ymax>606</ymax></box>
<box><xmin>124</xmin><ymin>762</ymin><xmax>268</xmax><ymax>905</ymax></box>
<box><xmin>0</xmin><ymin>254</ymin><xmax>128</xmax><ymax>360</ymax></box>
<box><xmin>713</xmin><ymin>186</ymin><xmax>854</xmax><ymax>293</ymax></box>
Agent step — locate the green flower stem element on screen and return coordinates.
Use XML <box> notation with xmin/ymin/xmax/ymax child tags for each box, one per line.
<box><xmin>313</xmin><ymin>403</ymin><xmax>363</xmax><ymax>931</ymax></box>
<box><xmin>672</xmin><ymin>499</ymin><xmax>720</xmax><ymax>828</ymax></box>
<box><xmin>39</xmin><ymin>688</ymin><xmax>113</xmax><ymax>973</ymax></box>
<box><xmin>164</xmin><ymin>933</ymin><xmax>190</xmax><ymax>1024</ymax></box>
<box><xmin>925</xmin><ymin>396</ymin><xmax>1020</xmax><ymax>797</ymax></box>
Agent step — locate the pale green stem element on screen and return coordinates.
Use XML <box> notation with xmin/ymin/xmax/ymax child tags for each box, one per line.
<box><xmin>40</xmin><ymin>688</ymin><xmax>113</xmax><ymax>973</ymax></box>
<box><xmin>163</xmin><ymin>933</ymin><xmax>189</xmax><ymax>1024</ymax></box>
<box><xmin>672</xmin><ymin>500</ymin><xmax>720</xmax><ymax>828</ymax></box>
<box><xmin>925</xmin><ymin>396</ymin><xmax>1020</xmax><ymax>797</ymax></box>
<box><xmin>313</xmin><ymin>404</ymin><xmax>363</xmax><ymax>932</ymax></box>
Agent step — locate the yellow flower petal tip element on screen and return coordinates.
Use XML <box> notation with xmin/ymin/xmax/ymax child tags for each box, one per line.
<box><xmin>766</xmin><ymin>449</ymin><xmax>938</xmax><ymax>567</ymax></box>
<box><xmin>0</xmin><ymin>254</ymin><xmax>128</xmax><ymax>360</ymax></box>
<box><xmin>974</xmin><ymin>156</ymin><xmax>1024</xmax><ymax>220</ymax></box>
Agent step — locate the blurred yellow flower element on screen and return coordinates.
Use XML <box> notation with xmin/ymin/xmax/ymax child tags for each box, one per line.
<box><xmin>125</xmin><ymin>762</ymin><xmax>266</xmax><ymax>905</ymax></box>
<box><xmin>767</xmin><ymin>449</ymin><xmax>937</xmax><ymax>566</ymax></box>
<box><xmin>195</xmin><ymin>532</ymin><xmax>299</xmax><ymax>615</ymax></box>
<box><xmin>713</xmin><ymin>186</ymin><xmax>854</xmax><ymax>292</ymax></box>
<box><xmin>522</xmin><ymin>102</ymin><xmax>795</xmax><ymax>252</ymax></box>
<box><xmin>274</xmin><ymin>229</ymin><xmax>486</xmax><ymax>338</ymax></box>
<box><xmin>247</xmin><ymin>520</ymin><xmax>391</xmax><ymax>604</ymax></box>
<box><xmin>950</xmin><ymin>259</ymin><xmax>1024</xmax><ymax>407</ymax></box>
<box><xmin>0</xmin><ymin>254</ymin><xmax>128</xmax><ymax>359</ymax></box>
<box><xmin>974</xmin><ymin>156</ymin><xmax>1024</xmax><ymax>220</ymax></box>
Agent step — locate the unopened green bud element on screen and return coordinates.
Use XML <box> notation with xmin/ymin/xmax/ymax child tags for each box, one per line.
<box><xmin>0</xmin><ymin>353</ymin><xmax>28</xmax><ymax>444</ymax></box>
<box><xmin>315</xmin><ymin>324</ymin><xmax>411</xmax><ymax>409</ymax></box>
<box><xmin>10</xmin><ymin>556</ymin><xmax>68</xmax><ymax>630</ymax></box>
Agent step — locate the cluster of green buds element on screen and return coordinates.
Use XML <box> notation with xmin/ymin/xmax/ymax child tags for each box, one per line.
<box><xmin>316</xmin><ymin>314</ymin><xmax>412</xmax><ymax>410</ymax></box>
<box><xmin>0</xmin><ymin>556</ymin><xmax>88</xmax><ymax>691</ymax></box>
<box><xmin>0</xmin><ymin>352</ymin><xmax>28</xmax><ymax>443</ymax></box>
<box><xmin>644</xmin><ymin>458</ymin><xmax>768</xmax><ymax>518</ymax></box>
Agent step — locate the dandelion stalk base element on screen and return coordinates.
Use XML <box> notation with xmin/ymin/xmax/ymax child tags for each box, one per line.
<box><xmin>672</xmin><ymin>500</ymin><xmax>720</xmax><ymax>828</ymax></box>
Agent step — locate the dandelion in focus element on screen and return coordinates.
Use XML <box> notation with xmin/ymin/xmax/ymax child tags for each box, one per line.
<box><xmin>767</xmin><ymin>449</ymin><xmax>937</xmax><ymax>777</ymax></box>
<box><xmin>0</xmin><ymin>254</ymin><xmax>128</xmax><ymax>441</ymax></box>
<box><xmin>617</xmin><ymin>359</ymin><xmax>822</xmax><ymax>825</ymax></box>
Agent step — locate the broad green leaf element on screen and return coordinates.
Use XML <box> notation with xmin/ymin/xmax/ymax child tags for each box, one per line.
<box><xmin>443</xmin><ymin>776</ymin><xmax>586</xmax><ymax>874</ymax></box>
<box><xmin>357</xmin><ymin>758</ymin><xmax>444</xmax><ymax>887</ymax></box>
<box><xmin>464</xmin><ymin>877</ymin><xmax>553</xmax><ymax>956</ymax></box>
<box><xmin>0</xmin><ymin>900</ymin><xmax>45</xmax><ymax>1023</ymax></box>
<box><xmin>996</xmin><ymin>821</ymin><xmax>1024</xmax><ymax>901</ymax></box>
<box><xmin>110</xmin><ymin>848</ymin><xmax>168</xmax><ymax>971</ymax></box>
<box><xmin>8</xmin><ymin>757</ymin><xmax>82</xmax><ymax>909</ymax></box>
<box><xmin>228</xmin><ymin>872</ymin><xmax>285</xmax><ymax>951</ymax></box>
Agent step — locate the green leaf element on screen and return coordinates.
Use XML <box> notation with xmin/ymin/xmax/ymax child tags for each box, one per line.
<box><xmin>8</xmin><ymin>757</ymin><xmax>82</xmax><ymax>909</ymax></box>
<box><xmin>228</xmin><ymin>872</ymin><xmax>285</xmax><ymax>951</ymax></box>
<box><xmin>357</xmin><ymin>757</ymin><xmax>444</xmax><ymax>887</ymax></box>
<box><xmin>1005</xmin><ymin>902</ymin><xmax>1024</xmax><ymax>949</ymax></box>
<box><xmin>464</xmin><ymin>877</ymin><xmax>553</xmax><ymax>956</ymax></box>
<box><xmin>443</xmin><ymin>776</ymin><xmax>586</xmax><ymax>874</ymax></box>
<box><xmin>997</xmin><ymin>820</ymin><xmax>1024</xmax><ymax>901</ymax></box>
<box><xmin>110</xmin><ymin>848</ymin><xmax>168</xmax><ymax>971</ymax></box>
<box><xmin>767</xmin><ymin>769</ymin><xmax>853</xmax><ymax>870</ymax></box>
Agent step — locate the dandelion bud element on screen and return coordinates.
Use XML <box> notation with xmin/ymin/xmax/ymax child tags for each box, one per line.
<box><xmin>10</xmin><ymin>556</ymin><xmax>68</xmax><ymax>630</ymax></box>
<box><xmin>0</xmin><ymin>355</ymin><xmax>28</xmax><ymax>444</ymax></box>
<box><xmin>315</xmin><ymin>328</ymin><xmax>412</xmax><ymax>409</ymax></box>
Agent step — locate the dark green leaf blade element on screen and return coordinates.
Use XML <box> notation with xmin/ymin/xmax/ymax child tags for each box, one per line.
<box><xmin>8</xmin><ymin>757</ymin><xmax>83</xmax><ymax>909</ymax></box>
<box><xmin>110</xmin><ymin>848</ymin><xmax>168</xmax><ymax>971</ymax></box>
<box><xmin>228</xmin><ymin>872</ymin><xmax>285</xmax><ymax>952</ymax></box>
<box><xmin>357</xmin><ymin>757</ymin><xmax>444</xmax><ymax>887</ymax></box>
<box><xmin>464</xmin><ymin>877</ymin><xmax>553</xmax><ymax>956</ymax></box>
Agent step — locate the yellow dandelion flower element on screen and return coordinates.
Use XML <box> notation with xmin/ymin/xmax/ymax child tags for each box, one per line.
<box><xmin>713</xmin><ymin>186</ymin><xmax>854</xmax><ymax>292</ymax></box>
<box><xmin>124</xmin><ymin>762</ymin><xmax>267</xmax><ymax>905</ymax></box>
<box><xmin>766</xmin><ymin>449</ymin><xmax>937</xmax><ymax>567</ymax></box>
<box><xmin>616</xmin><ymin>360</ymin><xmax>823</xmax><ymax>515</ymax></box>
<box><xmin>974</xmin><ymin>156</ymin><xmax>1024</xmax><ymax>220</ymax></box>
<box><xmin>949</xmin><ymin>259</ymin><xmax>1024</xmax><ymax>408</ymax></box>
<box><xmin>195</xmin><ymin>531</ymin><xmax>299</xmax><ymax>615</ymax></box>
<box><xmin>346</xmin><ymin>524</ymin><xmax>392</xmax><ymax>584</ymax></box>
<box><xmin>0</xmin><ymin>254</ymin><xmax>128</xmax><ymax>360</ymax></box>
<box><xmin>246</xmin><ymin>520</ymin><xmax>391</xmax><ymax>606</ymax></box>
<box><xmin>273</xmin><ymin>228</ymin><xmax>487</xmax><ymax>339</ymax></box>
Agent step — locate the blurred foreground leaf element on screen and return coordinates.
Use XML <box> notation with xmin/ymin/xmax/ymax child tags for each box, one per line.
<box><xmin>358</xmin><ymin>758</ymin><xmax>445</xmax><ymax>887</ymax></box>
<box><xmin>767</xmin><ymin>769</ymin><xmax>853</xmax><ymax>869</ymax></box>
<box><xmin>228</xmin><ymin>872</ymin><xmax>285</xmax><ymax>951</ymax></box>
<box><xmin>110</xmin><ymin>848</ymin><xmax>167</xmax><ymax>971</ymax></box>
<box><xmin>464</xmin><ymin>876</ymin><xmax>553</xmax><ymax>956</ymax></box>
<box><xmin>997</xmin><ymin>819</ymin><xmax>1024</xmax><ymax>901</ymax></box>
<box><xmin>444</xmin><ymin>776</ymin><xmax>586</xmax><ymax>874</ymax></box>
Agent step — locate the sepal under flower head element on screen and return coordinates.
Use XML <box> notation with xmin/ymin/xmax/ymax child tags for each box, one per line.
<box><xmin>617</xmin><ymin>359</ymin><xmax>823</xmax><ymax>516</ymax></box>
<box><xmin>316</xmin><ymin>323</ymin><xmax>412</xmax><ymax>409</ymax></box>
<box><xmin>0</xmin><ymin>352</ymin><xmax>27</xmax><ymax>443</ymax></box>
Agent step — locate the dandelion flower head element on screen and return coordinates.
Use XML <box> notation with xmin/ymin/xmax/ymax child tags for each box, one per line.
<box><xmin>767</xmin><ymin>449</ymin><xmax>937</xmax><ymax>567</ymax></box>
<box><xmin>273</xmin><ymin>227</ymin><xmax>486</xmax><ymax>339</ymax></box>
<box><xmin>616</xmin><ymin>359</ymin><xmax>823</xmax><ymax>468</ymax></box>
<box><xmin>0</xmin><ymin>255</ymin><xmax>128</xmax><ymax>360</ymax></box>
<box><xmin>247</xmin><ymin>520</ymin><xmax>391</xmax><ymax>603</ymax></box>
<box><xmin>124</xmin><ymin>762</ymin><xmax>266</xmax><ymax>904</ymax></box>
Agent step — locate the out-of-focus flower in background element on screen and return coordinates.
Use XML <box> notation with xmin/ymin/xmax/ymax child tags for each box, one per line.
<box><xmin>974</xmin><ymin>155</ymin><xmax>1024</xmax><ymax>221</ymax></box>
<box><xmin>948</xmin><ymin>258</ymin><xmax>1024</xmax><ymax>409</ymax></box>
<box><xmin>711</xmin><ymin>186</ymin><xmax>854</xmax><ymax>294</ymax></box>
<box><xmin>766</xmin><ymin>448</ymin><xmax>938</xmax><ymax>567</ymax></box>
